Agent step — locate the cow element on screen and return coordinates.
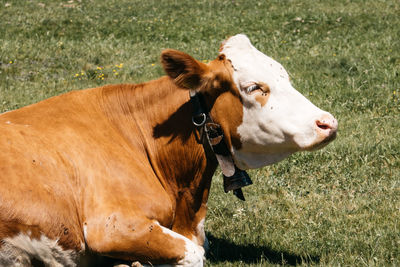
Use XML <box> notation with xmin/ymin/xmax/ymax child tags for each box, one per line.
<box><xmin>0</xmin><ymin>34</ymin><xmax>337</xmax><ymax>266</ymax></box>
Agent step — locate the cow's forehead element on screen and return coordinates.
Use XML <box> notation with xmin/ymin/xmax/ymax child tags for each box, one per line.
<box><xmin>220</xmin><ymin>34</ymin><xmax>289</xmax><ymax>88</ymax></box>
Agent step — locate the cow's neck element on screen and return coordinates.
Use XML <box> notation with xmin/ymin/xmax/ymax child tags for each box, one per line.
<box><xmin>99</xmin><ymin>77</ymin><xmax>218</xmax><ymax>227</ymax></box>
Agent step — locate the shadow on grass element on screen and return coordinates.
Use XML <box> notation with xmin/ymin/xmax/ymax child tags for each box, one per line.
<box><xmin>207</xmin><ymin>233</ymin><xmax>320</xmax><ymax>265</ymax></box>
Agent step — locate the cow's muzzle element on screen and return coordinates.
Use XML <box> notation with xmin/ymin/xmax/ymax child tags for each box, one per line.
<box><xmin>308</xmin><ymin>113</ymin><xmax>338</xmax><ymax>150</ymax></box>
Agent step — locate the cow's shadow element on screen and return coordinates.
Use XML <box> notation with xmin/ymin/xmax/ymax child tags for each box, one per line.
<box><xmin>60</xmin><ymin>234</ymin><xmax>319</xmax><ymax>267</ymax></box>
<box><xmin>206</xmin><ymin>233</ymin><xmax>320</xmax><ymax>265</ymax></box>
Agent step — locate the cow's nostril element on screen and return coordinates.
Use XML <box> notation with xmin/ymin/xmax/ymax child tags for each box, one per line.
<box><xmin>315</xmin><ymin>114</ymin><xmax>338</xmax><ymax>134</ymax></box>
<box><xmin>316</xmin><ymin>120</ymin><xmax>331</xmax><ymax>130</ymax></box>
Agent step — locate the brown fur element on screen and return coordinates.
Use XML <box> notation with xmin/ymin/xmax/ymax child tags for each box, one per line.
<box><xmin>0</xmin><ymin>50</ymin><xmax>242</xmax><ymax>265</ymax></box>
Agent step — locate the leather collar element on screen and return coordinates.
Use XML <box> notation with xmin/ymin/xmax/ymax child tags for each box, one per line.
<box><xmin>189</xmin><ymin>91</ymin><xmax>252</xmax><ymax>201</ymax></box>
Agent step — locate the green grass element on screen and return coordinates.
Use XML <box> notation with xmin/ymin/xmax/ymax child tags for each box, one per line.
<box><xmin>1</xmin><ymin>0</ymin><xmax>399</xmax><ymax>266</ymax></box>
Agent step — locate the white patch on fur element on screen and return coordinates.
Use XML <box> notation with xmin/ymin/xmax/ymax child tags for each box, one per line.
<box><xmin>157</xmin><ymin>222</ymin><xmax>204</xmax><ymax>266</ymax></box>
<box><xmin>83</xmin><ymin>224</ymin><xmax>88</xmax><ymax>241</ymax></box>
<box><xmin>0</xmin><ymin>233</ymin><xmax>78</xmax><ymax>267</ymax></box>
<box><xmin>195</xmin><ymin>219</ymin><xmax>208</xmax><ymax>254</ymax></box>
<box><xmin>81</xmin><ymin>224</ymin><xmax>88</xmax><ymax>251</ymax></box>
<box><xmin>220</xmin><ymin>34</ymin><xmax>335</xmax><ymax>169</ymax></box>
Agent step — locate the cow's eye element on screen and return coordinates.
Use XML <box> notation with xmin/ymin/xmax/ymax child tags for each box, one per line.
<box><xmin>245</xmin><ymin>84</ymin><xmax>261</xmax><ymax>94</ymax></box>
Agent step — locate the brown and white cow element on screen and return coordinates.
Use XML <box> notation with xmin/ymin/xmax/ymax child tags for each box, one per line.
<box><xmin>0</xmin><ymin>34</ymin><xmax>337</xmax><ymax>266</ymax></box>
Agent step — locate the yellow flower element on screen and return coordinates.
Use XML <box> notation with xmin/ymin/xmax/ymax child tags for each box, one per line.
<box><xmin>9</xmin><ymin>61</ymin><xmax>13</xmax><ymax>64</ymax></box>
<box><xmin>151</xmin><ymin>63</ymin><xmax>155</xmax><ymax>66</ymax></box>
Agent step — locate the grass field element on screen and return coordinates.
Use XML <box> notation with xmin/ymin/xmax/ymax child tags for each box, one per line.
<box><xmin>1</xmin><ymin>0</ymin><xmax>399</xmax><ymax>266</ymax></box>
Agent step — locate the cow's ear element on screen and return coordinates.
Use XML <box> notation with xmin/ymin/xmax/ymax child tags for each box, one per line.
<box><xmin>161</xmin><ymin>49</ymin><xmax>208</xmax><ymax>89</ymax></box>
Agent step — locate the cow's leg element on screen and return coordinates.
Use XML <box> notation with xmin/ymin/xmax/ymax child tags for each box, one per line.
<box><xmin>84</xmin><ymin>214</ymin><xmax>204</xmax><ymax>266</ymax></box>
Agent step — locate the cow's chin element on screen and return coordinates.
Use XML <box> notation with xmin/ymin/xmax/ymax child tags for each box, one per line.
<box><xmin>298</xmin><ymin>131</ymin><xmax>337</xmax><ymax>152</ymax></box>
<box><xmin>232</xmin><ymin>150</ymin><xmax>294</xmax><ymax>170</ymax></box>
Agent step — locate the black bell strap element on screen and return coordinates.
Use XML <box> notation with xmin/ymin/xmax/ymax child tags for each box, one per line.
<box><xmin>190</xmin><ymin>92</ymin><xmax>253</xmax><ymax>201</ymax></box>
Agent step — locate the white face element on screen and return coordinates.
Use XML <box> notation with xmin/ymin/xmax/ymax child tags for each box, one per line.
<box><xmin>220</xmin><ymin>34</ymin><xmax>338</xmax><ymax>169</ymax></box>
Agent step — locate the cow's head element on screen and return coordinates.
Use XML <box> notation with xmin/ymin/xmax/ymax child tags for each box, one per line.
<box><xmin>161</xmin><ymin>34</ymin><xmax>337</xmax><ymax>170</ymax></box>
